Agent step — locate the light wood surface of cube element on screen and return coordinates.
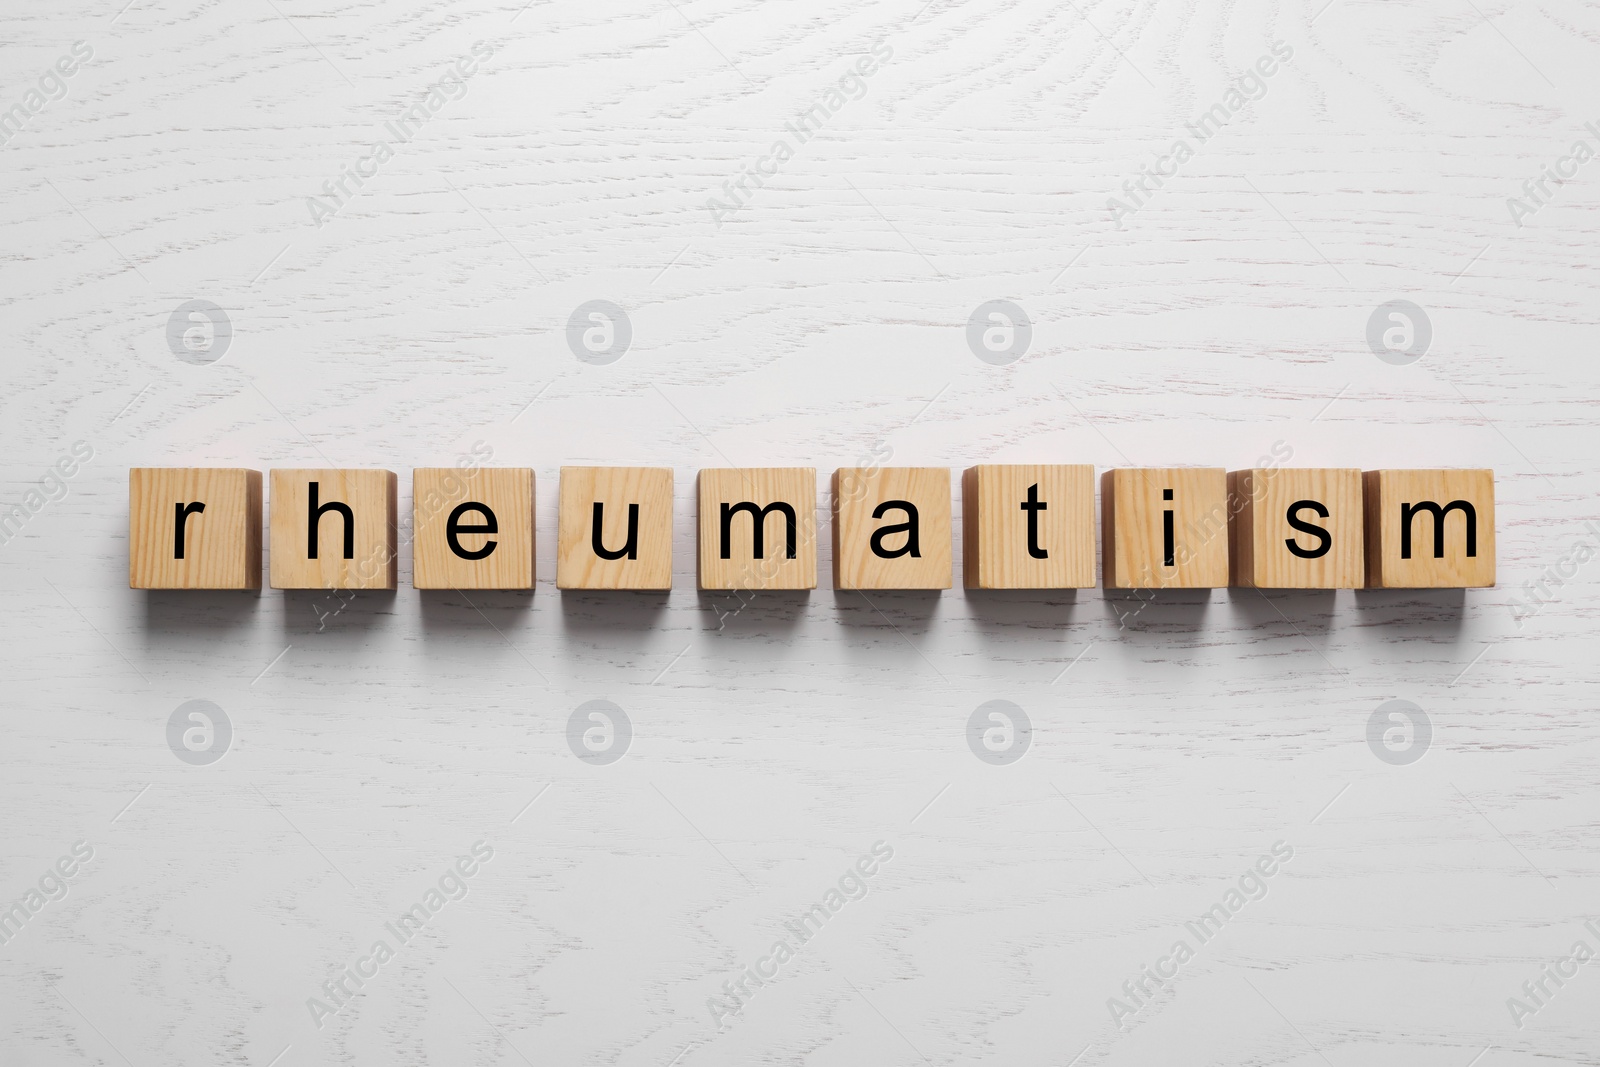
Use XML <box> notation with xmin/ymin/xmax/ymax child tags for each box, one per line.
<box><xmin>129</xmin><ymin>467</ymin><xmax>261</xmax><ymax>589</ymax></box>
<box><xmin>962</xmin><ymin>464</ymin><xmax>1095</xmax><ymax>589</ymax></box>
<box><xmin>413</xmin><ymin>467</ymin><xmax>535</xmax><ymax>590</ymax></box>
<box><xmin>1363</xmin><ymin>469</ymin><xmax>1495</xmax><ymax>588</ymax></box>
<box><xmin>556</xmin><ymin>466</ymin><xmax>674</xmax><ymax>590</ymax></box>
<box><xmin>833</xmin><ymin>467</ymin><xmax>952</xmax><ymax>590</ymax></box>
<box><xmin>269</xmin><ymin>469</ymin><xmax>397</xmax><ymax>590</ymax></box>
<box><xmin>697</xmin><ymin>468</ymin><xmax>816</xmax><ymax>590</ymax></box>
<box><xmin>1102</xmin><ymin>467</ymin><xmax>1229</xmax><ymax>589</ymax></box>
<box><xmin>1228</xmin><ymin>468</ymin><xmax>1364</xmax><ymax>588</ymax></box>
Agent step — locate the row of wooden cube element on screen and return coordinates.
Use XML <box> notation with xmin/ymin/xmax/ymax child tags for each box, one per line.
<box><xmin>128</xmin><ymin>465</ymin><xmax>1495</xmax><ymax>591</ymax></box>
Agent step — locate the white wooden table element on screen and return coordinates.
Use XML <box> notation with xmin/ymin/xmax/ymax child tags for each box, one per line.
<box><xmin>2</xmin><ymin>1</ymin><xmax>1597</xmax><ymax>1064</ymax></box>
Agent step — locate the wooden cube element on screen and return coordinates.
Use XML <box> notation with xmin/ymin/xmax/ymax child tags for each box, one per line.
<box><xmin>129</xmin><ymin>468</ymin><xmax>261</xmax><ymax>589</ymax></box>
<box><xmin>698</xmin><ymin>468</ymin><xmax>816</xmax><ymax>590</ymax></box>
<box><xmin>1228</xmin><ymin>468</ymin><xmax>1364</xmax><ymax>588</ymax></box>
<box><xmin>556</xmin><ymin>467</ymin><xmax>673</xmax><ymax>590</ymax></box>
<box><xmin>833</xmin><ymin>467</ymin><xmax>952</xmax><ymax>590</ymax></box>
<box><xmin>962</xmin><ymin>464</ymin><xmax>1095</xmax><ymax>589</ymax></box>
<box><xmin>413</xmin><ymin>468</ymin><xmax>535</xmax><ymax>590</ymax></box>
<box><xmin>1102</xmin><ymin>468</ymin><xmax>1229</xmax><ymax>589</ymax></box>
<box><xmin>269</xmin><ymin>469</ymin><xmax>397</xmax><ymax>590</ymax></box>
<box><xmin>1363</xmin><ymin>469</ymin><xmax>1495</xmax><ymax>588</ymax></box>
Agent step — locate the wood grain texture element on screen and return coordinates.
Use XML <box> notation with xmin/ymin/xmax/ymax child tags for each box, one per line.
<box><xmin>128</xmin><ymin>467</ymin><xmax>260</xmax><ymax>589</ymax></box>
<box><xmin>1102</xmin><ymin>467</ymin><xmax>1229</xmax><ymax>589</ymax></box>
<box><xmin>5</xmin><ymin>1</ymin><xmax>1600</xmax><ymax>1065</ymax></box>
<box><xmin>1229</xmin><ymin>467</ymin><xmax>1364</xmax><ymax>589</ymax></box>
<box><xmin>697</xmin><ymin>467</ymin><xmax>816</xmax><ymax>590</ymax></box>
<box><xmin>1364</xmin><ymin>468</ymin><xmax>1496</xmax><ymax>588</ymax></box>
<box><xmin>268</xmin><ymin>469</ymin><xmax>398</xmax><ymax>590</ymax></box>
<box><xmin>963</xmin><ymin>463</ymin><xmax>1095</xmax><ymax>588</ymax></box>
<box><xmin>833</xmin><ymin>466</ymin><xmax>951</xmax><ymax>589</ymax></box>
<box><xmin>556</xmin><ymin>466</ymin><xmax>673</xmax><ymax>590</ymax></box>
<box><xmin>412</xmin><ymin>467</ymin><xmax>534</xmax><ymax>590</ymax></box>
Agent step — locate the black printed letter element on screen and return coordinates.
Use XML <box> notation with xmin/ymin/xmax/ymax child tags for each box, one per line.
<box><xmin>446</xmin><ymin>502</ymin><xmax>498</xmax><ymax>561</ymax></box>
<box><xmin>1401</xmin><ymin>500</ymin><xmax>1477</xmax><ymax>559</ymax></box>
<box><xmin>1019</xmin><ymin>483</ymin><xmax>1048</xmax><ymax>560</ymax></box>
<box><xmin>174</xmin><ymin>502</ymin><xmax>204</xmax><ymax>559</ymax></box>
<box><xmin>1161</xmin><ymin>488</ymin><xmax>1175</xmax><ymax>567</ymax></box>
<box><xmin>720</xmin><ymin>501</ymin><xmax>797</xmax><ymax>560</ymax></box>
<box><xmin>307</xmin><ymin>481</ymin><xmax>354</xmax><ymax>560</ymax></box>
<box><xmin>592</xmin><ymin>502</ymin><xmax>639</xmax><ymax>561</ymax></box>
<box><xmin>869</xmin><ymin>500</ymin><xmax>920</xmax><ymax>559</ymax></box>
<box><xmin>1283</xmin><ymin>499</ymin><xmax>1331</xmax><ymax>559</ymax></box>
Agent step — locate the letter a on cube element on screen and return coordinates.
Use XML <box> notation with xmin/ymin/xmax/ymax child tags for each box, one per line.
<box><xmin>1102</xmin><ymin>468</ymin><xmax>1228</xmax><ymax>588</ymax></box>
<box><xmin>962</xmin><ymin>464</ymin><xmax>1095</xmax><ymax>588</ymax></box>
<box><xmin>412</xmin><ymin>468</ymin><xmax>535</xmax><ymax>590</ymax></box>
<box><xmin>833</xmin><ymin>467</ymin><xmax>951</xmax><ymax>589</ymax></box>
<box><xmin>1228</xmin><ymin>468</ymin><xmax>1363</xmax><ymax>588</ymax></box>
<box><xmin>269</xmin><ymin>469</ymin><xmax>397</xmax><ymax>589</ymax></box>
<box><xmin>129</xmin><ymin>468</ymin><xmax>261</xmax><ymax>589</ymax></box>
<box><xmin>556</xmin><ymin>467</ymin><xmax>673</xmax><ymax>590</ymax></box>
<box><xmin>1363</xmin><ymin>469</ymin><xmax>1494</xmax><ymax>587</ymax></box>
<box><xmin>698</xmin><ymin>468</ymin><xmax>816</xmax><ymax>590</ymax></box>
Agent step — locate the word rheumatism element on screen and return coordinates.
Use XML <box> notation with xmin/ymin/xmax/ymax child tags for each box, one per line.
<box><xmin>128</xmin><ymin>463</ymin><xmax>1496</xmax><ymax>592</ymax></box>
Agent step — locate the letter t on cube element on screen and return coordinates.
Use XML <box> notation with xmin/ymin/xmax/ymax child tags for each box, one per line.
<box><xmin>962</xmin><ymin>464</ymin><xmax>1095</xmax><ymax>588</ymax></box>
